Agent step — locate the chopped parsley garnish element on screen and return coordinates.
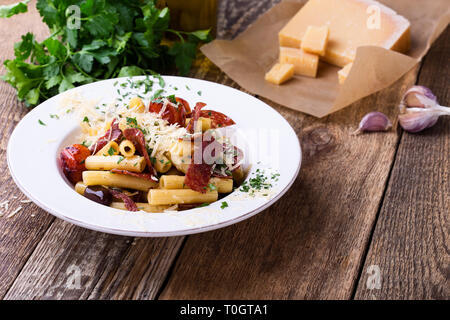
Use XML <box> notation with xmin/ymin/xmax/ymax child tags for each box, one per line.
<box><xmin>197</xmin><ymin>91</ymin><xmax>202</xmax><ymax>96</ymax></box>
<box><xmin>208</xmin><ymin>183</ymin><xmax>217</xmax><ymax>191</ymax></box>
<box><xmin>185</xmin><ymin>85</ymin><xmax>190</xmax><ymax>90</ymax></box>
<box><xmin>49</xmin><ymin>114</ymin><xmax>59</xmax><ymax>119</ymax></box>
<box><xmin>126</xmin><ymin>117</ymin><xmax>138</xmax><ymax>127</ymax></box>
<box><xmin>220</xmin><ymin>201</ymin><xmax>228</xmax><ymax>209</ymax></box>
<box><xmin>151</xmin><ymin>89</ymin><xmax>165</xmax><ymax>100</ymax></box>
<box><xmin>81</xmin><ymin>140</ymin><xmax>91</xmax><ymax>147</ymax></box>
<box><xmin>38</xmin><ymin>119</ymin><xmax>46</xmax><ymax>126</ymax></box>
<box><xmin>107</xmin><ymin>146</ymin><xmax>115</xmax><ymax>156</ymax></box>
<box><xmin>166</xmin><ymin>94</ymin><xmax>177</xmax><ymax>103</ymax></box>
<box><xmin>117</xmin><ymin>156</ymin><xmax>124</xmax><ymax>164</ymax></box>
<box><xmin>239</xmin><ymin>169</ymin><xmax>280</xmax><ymax>196</ymax></box>
<box><xmin>197</xmin><ymin>203</ymin><xmax>210</xmax><ymax>208</ymax></box>
<box><xmin>83</xmin><ymin>116</ymin><xmax>89</xmax><ymax>123</ymax></box>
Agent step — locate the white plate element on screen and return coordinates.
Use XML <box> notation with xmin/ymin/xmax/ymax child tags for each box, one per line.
<box><xmin>7</xmin><ymin>76</ymin><xmax>301</xmax><ymax>237</ymax></box>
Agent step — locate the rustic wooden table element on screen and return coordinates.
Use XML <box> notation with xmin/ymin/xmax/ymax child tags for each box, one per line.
<box><xmin>0</xmin><ymin>1</ymin><xmax>448</xmax><ymax>300</ymax></box>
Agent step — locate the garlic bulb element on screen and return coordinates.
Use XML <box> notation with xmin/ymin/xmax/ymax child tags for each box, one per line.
<box><xmin>399</xmin><ymin>86</ymin><xmax>449</xmax><ymax>133</ymax></box>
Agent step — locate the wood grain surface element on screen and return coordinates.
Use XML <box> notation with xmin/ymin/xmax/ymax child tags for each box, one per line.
<box><xmin>0</xmin><ymin>1</ymin><xmax>55</xmax><ymax>299</ymax></box>
<box><xmin>354</xmin><ymin>30</ymin><xmax>449</xmax><ymax>300</ymax></box>
<box><xmin>0</xmin><ymin>0</ymin><xmax>448</xmax><ymax>300</ymax></box>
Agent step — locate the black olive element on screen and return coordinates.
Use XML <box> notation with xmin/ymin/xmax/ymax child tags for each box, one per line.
<box><xmin>84</xmin><ymin>186</ymin><xmax>113</xmax><ymax>206</ymax></box>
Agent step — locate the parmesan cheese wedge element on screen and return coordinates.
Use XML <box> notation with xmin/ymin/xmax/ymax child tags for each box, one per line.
<box><xmin>279</xmin><ymin>47</ymin><xmax>319</xmax><ymax>78</ymax></box>
<box><xmin>279</xmin><ymin>0</ymin><xmax>411</xmax><ymax>67</ymax></box>
<box><xmin>301</xmin><ymin>25</ymin><xmax>330</xmax><ymax>56</ymax></box>
<box><xmin>265</xmin><ymin>63</ymin><xmax>295</xmax><ymax>85</ymax></box>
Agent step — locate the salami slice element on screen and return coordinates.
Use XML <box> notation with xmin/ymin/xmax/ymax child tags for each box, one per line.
<box><xmin>90</xmin><ymin>118</ymin><xmax>122</xmax><ymax>154</ymax></box>
<box><xmin>186</xmin><ymin>102</ymin><xmax>206</xmax><ymax>133</ymax></box>
<box><xmin>110</xmin><ymin>169</ymin><xmax>155</xmax><ymax>181</ymax></box>
<box><xmin>123</xmin><ymin>128</ymin><xmax>157</xmax><ymax>177</ymax></box>
<box><xmin>110</xmin><ymin>189</ymin><xmax>138</xmax><ymax>212</ymax></box>
<box><xmin>199</xmin><ymin>110</ymin><xmax>235</xmax><ymax>128</ymax></box>
<box><xmin>184</xmin><ymin>134</ymin><xmax>216</xmax><ymax>193</ymax></box>
<box><xmin>185</xmin><ymin>163</ymin><xmax>212</xmax><ymax>193</ymax></box>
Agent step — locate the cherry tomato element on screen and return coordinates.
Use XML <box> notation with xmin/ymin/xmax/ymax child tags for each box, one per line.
<box><xmin>60</xmin><ymin>144</ymin><xmax>91</xmax><ymax>184</ymax></box>
<box><xmin>200</xmin><ymin>110</ymin><xmax>235</xmax><ymax>128</ymax></box>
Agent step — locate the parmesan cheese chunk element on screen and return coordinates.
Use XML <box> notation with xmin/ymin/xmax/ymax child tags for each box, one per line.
<box><xmin>264</xmin><ymin>63</ymin><xmax>295</xmax><ymax>85</ymax></box>
<box><xmin>301</xmin><ymin>25</ymin><xmax>329</xmax><ymax>56</ymax></box>
<box><xmin>279</xmin><ymin>0</ymin><xmax>411</xmax><ymax>67</ymax></box>
<box><xmin>338</xmin><ymin>62</ymin><xmax>353</xmax><ymax>84</ymax></box>
<box><xmin>279</xmin><ymin>47</ymin><xmax>319</xmax><ymax>78</ymax></box>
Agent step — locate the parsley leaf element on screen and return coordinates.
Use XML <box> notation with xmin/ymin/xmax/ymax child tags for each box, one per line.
<box><xmin>0</xmin><ymin>0</ymin><xmax>29</xmax><ymax>18</ymax></box>
<box><xmin>220</xmin><ymin>201</ymin><xmax>228</xmax><ymax>209</ymax></box>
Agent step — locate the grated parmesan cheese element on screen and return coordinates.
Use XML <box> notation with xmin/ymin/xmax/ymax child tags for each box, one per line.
<box><xmin>59</xmin><ymin>92</ymin><xmax>188</xmax><ymax>157</ymax></box>
<box><xmin>7</xmin><ymin>206</ymin><xmax>22</xmax><ymax>218</ymax></box>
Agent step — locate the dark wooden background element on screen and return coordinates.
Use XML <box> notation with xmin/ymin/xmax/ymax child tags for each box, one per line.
<box><xmin>0</xmin><ymin>0</ymin><xmax>448</xmax><ymax>300</ymax></box>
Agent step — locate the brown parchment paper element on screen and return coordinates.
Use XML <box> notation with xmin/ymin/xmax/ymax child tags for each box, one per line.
<box><xmin>201</xmin><ymin>0</ymin><xmax>450</xmax><ymax>117</ymax></box>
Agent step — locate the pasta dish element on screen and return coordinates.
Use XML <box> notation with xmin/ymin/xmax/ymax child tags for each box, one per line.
<box><xmin>59</xmin><ymin>93</ymin><xmax>244</xmax><ymax>212</ymax></box>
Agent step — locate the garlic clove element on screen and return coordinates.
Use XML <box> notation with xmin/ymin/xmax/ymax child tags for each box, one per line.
<box><xmin>398</xmin><ymin>111</ymin><xmax>440</xmax><ymax>133</ymax></box>
<box><xmin>352</xmin><ymin>111</ymin><xmax>392</xmax><ymax>135</ymax></box>
<box><xmin>398</xmin><ymin>85</ymin><xmax>450</xmax><ymax>133</ymax></box>
<box><xmin>400</xmin><ymin>85</ymin><xmax>438</xmax><ymax>113</ymax></box>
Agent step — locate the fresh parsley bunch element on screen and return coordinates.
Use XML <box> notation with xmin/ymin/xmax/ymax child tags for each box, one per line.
<box><xmin>1</xmin><ymin>0</ymin><xmax>210</xmax><ymax>107</ymax></box>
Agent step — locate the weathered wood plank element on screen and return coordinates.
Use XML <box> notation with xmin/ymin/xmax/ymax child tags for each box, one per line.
<box><xmin>354</xmin><ymin>28</ymin><xmax>449</xmax><ymax>300</ymax></box>
<box><xmin>4</xmin><ymin>218</ymin><xmax>184</xmax><ymax>300</ymax></box>
<box><xmin>0</xmin><ymin>1</ymin><xmax>56</xmax><ymax>299</ymax></box>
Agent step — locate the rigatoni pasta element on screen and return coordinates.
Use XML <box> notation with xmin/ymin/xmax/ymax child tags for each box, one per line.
<box><xmin>154</xmin><ymin>153</ymin><xmax>172</xmax><ymax>173</ymax></box>
<box><xmin>95</xmin><ymin>141</ymin><xmax>119</xmax><ymax>156</ymax></box>
<box><xmin>119</xmin><ymin>139</ymin><xmax>136</xmax><ymax>157</ymax></box>
<box><xmin>148</xmin><ymin>189</ymin><xmax>218</xmax><ymax>205</ymax></box>
<box><xmin>159</xmin><ymin>175</ymin><xmax>233</xmax><ymax>193</ymax></box>
<box><xmin>85</xmin><ymin>155</ymin><xmax>146</xmax><ymax>172</ymax></box>
<box><xmin>83</xmin><ymin>171</ymin><xmax>157</xmax><ymax>191</ymax></box>
<box><xmin>110</xmin><ymin>202</ymin><xmax>170</xmax><ymax>213</ymax></box>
